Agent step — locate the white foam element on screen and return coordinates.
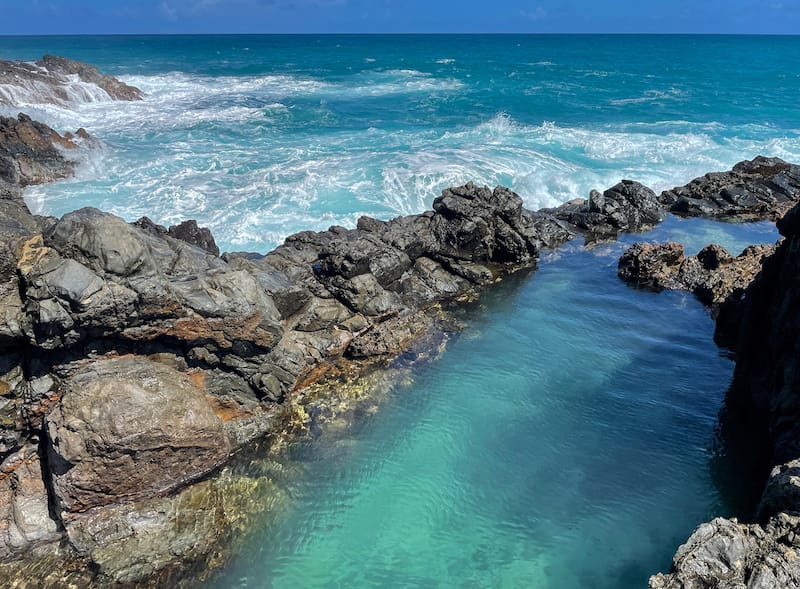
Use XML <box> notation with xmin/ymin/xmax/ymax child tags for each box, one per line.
<box><xmin>0</xmin><ymin>74</ymin><xmax>114</xmax><ymax>107</ymax></box>
<box><xmin>21</xmin><ymin>74</ymin><xmax>800</xmax><ymax>254</ymax></box>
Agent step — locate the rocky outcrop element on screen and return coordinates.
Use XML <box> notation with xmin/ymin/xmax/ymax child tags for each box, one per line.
<box><xmin>0</xmin><ymin>55</ymin><xmax>143</xmax><ymax>106</ymax></box>
<box><xmin>0</xmin><ymin>113</ymin><xmax>83</xmax><ymax>199</ymax></box>
<box><xmin>618</xmin><ymin>241</ymin><xmax>775</xmax><ymax>311</ymax></box>
<box><xmin>0</xmin><ymin>123</ymin><xmax>588</xmax><ymax>582</ymax></box>
<box><xmin>660</xmin><ymin>156</ymin><xmax>800</xmax><ymax>220</ymax></box>
<box><xmin>650</xmin><ymin>516</ymin><xmax>800</xmax><ymax>589</ymax></box>
<box><xmin>650</xmin><ymin>201</ymin><xmax>800</xmax><ymax>588</ymax></box>
<box><xmin>548</xmin><ymin>179</ymin><xmax>664</xmax><ymax>242</ymax></box>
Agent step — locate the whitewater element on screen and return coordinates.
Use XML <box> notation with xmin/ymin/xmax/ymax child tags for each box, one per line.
<box><xmin>1</xmin><ymin>34</ymin><xmax>798</xmax><ymax>252</ymax></box>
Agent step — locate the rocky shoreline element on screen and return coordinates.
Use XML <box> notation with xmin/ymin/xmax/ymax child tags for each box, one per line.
<box><xmin>2</xmin><ymin>55</ymin><xmax>800</xmax><ymax>587</ymax></box>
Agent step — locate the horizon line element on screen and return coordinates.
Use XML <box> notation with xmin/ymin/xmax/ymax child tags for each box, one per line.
<box><xmin>1</xmin><ymin>32</ymin><xmax>799</xmax><ymax>37</ymax></box>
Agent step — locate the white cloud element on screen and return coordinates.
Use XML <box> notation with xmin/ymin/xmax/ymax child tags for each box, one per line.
<box><xmin>520</xmin><ymin>6</ymin><xmax>548</xmax><ymax>21</ymax></box>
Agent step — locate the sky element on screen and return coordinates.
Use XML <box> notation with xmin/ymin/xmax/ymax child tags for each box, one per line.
<box><xmin>0</xmin><ymin>0</ymin><xmax>798</xmax><ymax>35</ymax></box>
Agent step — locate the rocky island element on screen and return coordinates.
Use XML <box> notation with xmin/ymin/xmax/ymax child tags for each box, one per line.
<box><xmin>1</xmin><ymin>56</ymin><xmax>800</xmax><ymax>587</ymax></box>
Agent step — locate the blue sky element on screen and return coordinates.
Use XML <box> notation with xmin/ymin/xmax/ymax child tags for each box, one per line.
<box><xmin>1</xmin><ymin>0</ymin><xmax>798</xmax><ymax>34</ymax></box>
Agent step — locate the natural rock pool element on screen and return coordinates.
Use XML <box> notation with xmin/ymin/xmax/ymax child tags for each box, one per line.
<box><xmin>207</xmin><ymin>216</ymin><xmax>778</xmax><ymax>589</ymax></box>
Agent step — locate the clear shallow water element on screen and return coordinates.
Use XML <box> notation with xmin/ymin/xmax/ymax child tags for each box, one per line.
<box><xmin>0</xmin><ymin>35</ymin><xmax>798</xmax><ymax>251</ymax></box>
<box><xmin>208</xmin><ymin>216</ymin><xmax>780</xmax><ymax>589</ymax></box>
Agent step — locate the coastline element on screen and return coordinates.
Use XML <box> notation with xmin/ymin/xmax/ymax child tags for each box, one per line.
<box><xmin>1</xmin><ymin>55</ymin><xmax>800</xmax><ymax>587</ymax></box>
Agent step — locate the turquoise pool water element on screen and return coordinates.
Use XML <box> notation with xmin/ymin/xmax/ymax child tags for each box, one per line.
<box><xmin>208</xmin><ymin>217</ymin><xmax>779</xmax><ymax>589</ymax></box>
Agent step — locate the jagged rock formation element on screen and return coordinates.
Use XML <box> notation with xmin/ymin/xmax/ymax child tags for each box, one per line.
<box><xmin>0</xmin><ymin>113</ymin><xmax>83</xmax><ymax>198</ymax></box>
<box><xmin>618</xmin><ymin>241</ymin><xmax>775</xmax><ymax>310</ymax></box>
<box><xmin>0</xmin><ymin>114</ymin><xmax>590</xmax><ymax>584</ymax></box>
<box><xmin>0</xmin><ymin>55</ymin><xmax>143</xmax><ymax>106</ymax></box>
<box><xmin>547</xmin><ymin>179</ymin><xmax>664</xmax><ymax>242</ymax></box>
<box><xmin>660</xmin><ymin>156</ymin><xmax>800</xmax><ymax>220</ymax></box>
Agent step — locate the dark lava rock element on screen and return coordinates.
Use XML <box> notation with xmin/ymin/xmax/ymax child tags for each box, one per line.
<box><xmin>5</xmin><ymin>108</ymin><xmax>800</xmax><ymax>587</ymax></box>
<box><xmin>651</xmin><ymin>199</ymin><xmax>800</xmax><ymax>588</ymax></box>
<box><xmin>550</xmin><ymin>179</ymin><xmax>664</xmax><ymax>241</ymax></box>
<box><xmin>724</xmin><ymin>201</ymin><xmax>800</xmax><ymax>466</ymax></box>
<box><xmin>660</xmin><ymin>156</ymin><xmax>800</xmax><ymax>220</ymax></box>
<box><xmin>0</xmin><ymin>113</ymin><xmax>79</xmax><ymax>189</ymax></box>
<box><xmin>168</xmin><ymin>219</ymin><xmax>220</xmax><ymax>256</ymax></box>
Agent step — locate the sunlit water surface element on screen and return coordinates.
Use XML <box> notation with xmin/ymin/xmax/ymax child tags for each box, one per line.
<box><xmin>208</xmin><ymin>217</ymin><xmax>779</xmax><ymax>589</ymax></box>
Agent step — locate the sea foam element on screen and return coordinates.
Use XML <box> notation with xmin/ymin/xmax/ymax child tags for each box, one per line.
<box><xmin>14</xmin><ymin>68</ymin><xmax>800</xmax><ymax>254</ymax></box>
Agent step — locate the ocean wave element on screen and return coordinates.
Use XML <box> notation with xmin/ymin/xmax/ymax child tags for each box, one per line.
<box><xmin>24</xmin><ymin>104</ymin><xmax>800</xmax><ymax>254</ymax></box>
<box><xmin>0</xmin><ymin>73</ymin><xmax>115</xmax><ymax>107</ymax></box>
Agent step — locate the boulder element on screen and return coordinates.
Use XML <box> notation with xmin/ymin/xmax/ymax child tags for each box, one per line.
<box><xmin>45</xmin><ymin>356</ymin><xmax>231</xmax><ymax>513</ymax></box>
<box><xmin>551</xmin><ymin>179</ymin><xmax>664</xmax><ymax>241</ymax></box>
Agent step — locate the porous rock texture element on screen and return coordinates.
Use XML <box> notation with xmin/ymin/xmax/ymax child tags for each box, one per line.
<box><xmin>617</xmin><ymin>241</ymin><xmax>775</xmax><ymax>310</ymax></box>
<box><xmin>660</xmin><ymin>156</ymin><xmax>800</xmax><ymax>220</ymax></box>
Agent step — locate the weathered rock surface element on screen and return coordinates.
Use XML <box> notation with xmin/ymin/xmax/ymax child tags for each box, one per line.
<box><xmin>650</xmin><ymin>516</ymin><xmax>800</xmax><ymax>589</ymax></box>
<box><xmin>0</xmin><ymin>445</ymin><xmax>61</xmax><ymax>560</ymax></box>
<box><xmin>618</xmin><ymin>240</ymin><xmax>775</xmax><ymax>311</ymax></box>
<box><xmin>549</xmin><ymin>179</ymin><xmax>664</xmax><ymax>241</ymax></box>
<box><xmin>0</xmin><ymin>55</ymin><xmax>143</xmax><ymax>106</ymax></box>
<box><xmin>1</xmin><ymin>113</ymin><xmax>81</xmax><ymax>197</ymax></box>
<box><xmin>660</xmin><ymin>156</ymin><xmax>800</xmax><ymax>220</ymax></box>
<box><xmin>46</xmin><ymin>356</ymin><xmax>231</xmax><ymax>513</ymax></box>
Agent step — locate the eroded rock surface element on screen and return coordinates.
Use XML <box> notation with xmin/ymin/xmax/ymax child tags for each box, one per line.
<box><xmin>549</xmin><ymin>179</ymin><xmax>664</xmax><ymax>242</ymax></box>
<box><xmin>650</xmin><ymin>517</ymin><xmax>800</xmax><ymax>589</ymax></box>
<box><xmin>46</xmin><ymin>356</ymin><xmax>231</xmax><ymax>513</ymax></box>
<box><xmin>4</xmin><ymin>106</ymin><xmax>800</xmax><ymax>587</ymax></box>
<box><xmin>618</xmin><ymin>241</ymin><xmax>775</xmax><ymax>310</ymax></box>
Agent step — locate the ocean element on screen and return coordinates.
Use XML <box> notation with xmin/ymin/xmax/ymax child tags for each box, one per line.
<box><xmin>0</xmin><ymin>34</ymin><xmax>795</xmax><ymax>587</ymax></box>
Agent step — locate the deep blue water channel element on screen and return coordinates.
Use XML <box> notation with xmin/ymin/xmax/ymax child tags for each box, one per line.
<box><xmin>209</xmin><ymin>216</ymin><xmax>779</xmax><ymax>589</ymax></box>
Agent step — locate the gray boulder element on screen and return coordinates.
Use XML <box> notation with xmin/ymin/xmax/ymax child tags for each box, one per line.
<box><xmin>45</xmin><ymin>356</ymin><xmax>231</xmax><ymax>513</ymax></box>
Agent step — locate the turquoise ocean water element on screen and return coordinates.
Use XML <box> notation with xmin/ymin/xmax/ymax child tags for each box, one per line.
<box><xmin>0</xmin><ymin>35</ymin><xmax>796</xmax><ymax>587</ymax></box>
